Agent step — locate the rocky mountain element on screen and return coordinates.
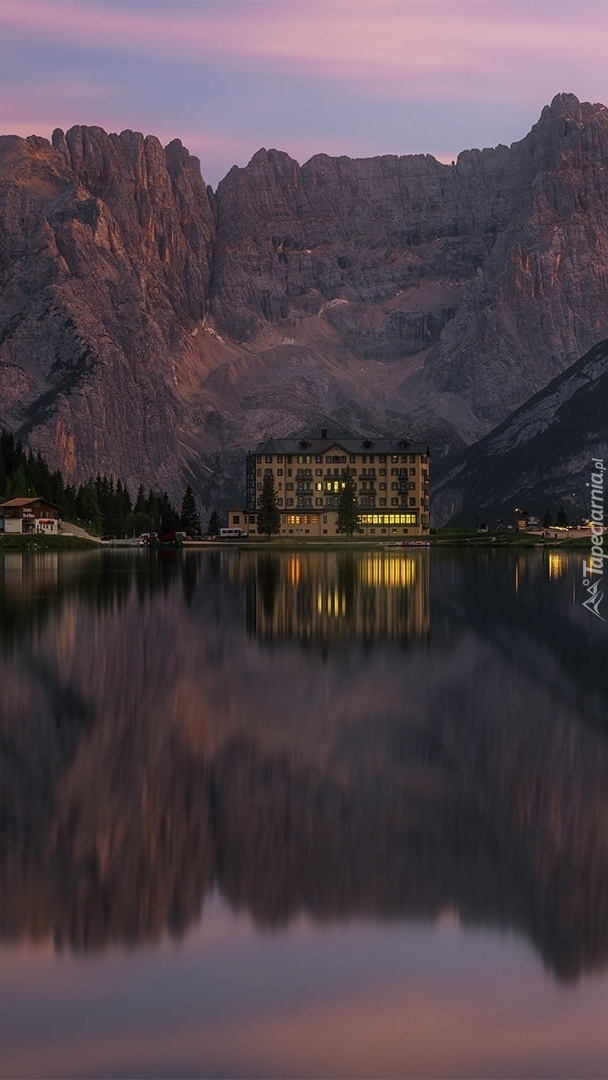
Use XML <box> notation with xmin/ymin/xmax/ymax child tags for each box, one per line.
<box><xmin>1</xmin><ymin>92</ymin><xmax>608</xmax><ymax>508</ymax></box>
<box><xmin>433</xmin><ymin>337</ymin><xmax>608</xmax><ymax>525</ymax></box>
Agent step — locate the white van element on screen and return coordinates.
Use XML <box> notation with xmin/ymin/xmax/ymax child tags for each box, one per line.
<box><xmin>218</xmin><ymin>527</ymin><xmax>248</xmax><ymax>539</ymax></box>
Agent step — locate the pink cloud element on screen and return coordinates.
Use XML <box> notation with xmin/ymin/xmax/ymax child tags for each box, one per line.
<box><xmin>3</xmin><ymin>0</ymin><xmax>608</xmax><ymax>103</ymax></box>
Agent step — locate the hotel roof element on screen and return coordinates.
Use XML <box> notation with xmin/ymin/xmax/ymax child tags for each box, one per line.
<box><xmin>251</xmin><ymin>432</ymin><xmax>430</xmax><ymax>456</ymax></box>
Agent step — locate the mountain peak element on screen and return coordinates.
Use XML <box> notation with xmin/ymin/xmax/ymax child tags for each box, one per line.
<box><xmin>547</xmin><ymin>91</ymin><xmax>582</xmax><ymax>117</ymax></box>
<box><xmin>247</xmin><ymin>147</ymin><xmax>298</xmax><ymax>170</ymax></box>
<box><xmin>538</xmin><ymin>91</ymin><xmax>607</xmax><ymax>129</ymax></box>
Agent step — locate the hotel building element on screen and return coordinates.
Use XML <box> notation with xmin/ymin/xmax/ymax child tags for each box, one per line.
<box><xmin>228</xmin><ymin>429</ymin><xmax>430</xmax><ymax>538</ymax></box>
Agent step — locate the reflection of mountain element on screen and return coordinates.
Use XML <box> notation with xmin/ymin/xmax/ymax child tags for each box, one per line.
<box><xmin>1</xmin><ymin>550</ymin><xmax>608</xmax><ymax>982</ymax></box>
<box><xmin>429</xmin><ymin>550</ymin><xmax>608</xmax><ymax>719</ymax></box>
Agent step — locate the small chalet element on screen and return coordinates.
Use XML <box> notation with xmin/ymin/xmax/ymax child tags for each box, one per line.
<box><xmin>0</xmin><ymin>497</ymin><xmax>62</xmax><ymax>535</ymax></box>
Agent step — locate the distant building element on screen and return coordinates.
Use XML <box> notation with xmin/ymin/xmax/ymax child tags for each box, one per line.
<box><xmin>228</xmin><ymin>429</ymin><xmax>430</xmax><ymax>538</ymax></box>
<box><xmin>0</xmin><ymin>496</ymin><xmax>61</xmax><ymax>534</ymax></box>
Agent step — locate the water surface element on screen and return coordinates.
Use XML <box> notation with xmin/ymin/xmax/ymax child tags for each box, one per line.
<box><xmin>1</xmin><ymin>547</ymin><xmax>608</xmax><ymax>1078</ymax></box>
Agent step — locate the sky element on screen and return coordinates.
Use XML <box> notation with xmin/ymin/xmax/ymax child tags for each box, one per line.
<box><xmin>1</xmin><ymin>0</ymin><xmax>608</xmax><ymax>188</ymax></box>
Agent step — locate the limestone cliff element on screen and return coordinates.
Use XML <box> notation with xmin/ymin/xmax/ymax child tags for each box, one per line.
<box><xmin>1</xmin><ymin>93</ymin><xmax>608</xmax><ymax>506</ymax></box>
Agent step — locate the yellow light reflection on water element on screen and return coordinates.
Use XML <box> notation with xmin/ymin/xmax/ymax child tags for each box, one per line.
<box><xmin>548</xmin><ymin>552</ymin><xmax>567</xmax><ymax>580</ymax></box>
<box><xmin>288</xmin><ymin>555</ymin><xmax>301</xmax><ymax>586</ymax></box>
<box><xmin>359</xmin><ymin>554</ymin><xmax>416</xmax><ymax>589</ymax></box>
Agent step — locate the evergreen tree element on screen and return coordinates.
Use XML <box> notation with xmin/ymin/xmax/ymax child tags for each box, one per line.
<box><xmin>159</xmin><ymin>491</ymin><xmax>180</xmax><ymax>532</ymax></box>
<box><xmin>125</xmin><ymin>509</ymin><xmax>154</xmax><ymax>536</ymax></box>
<box><xmin>7</xmin><ymin>464</ymin><xmax>33</xmax><ymax>498</ymax></box>
<box><xmin>134</xmin><ymin>484</ymin><xmax>148</xmax><ymax>515</ymax></box>
<box><xmin>0</xmin><ymin>431</ymin><xmax>21</xmax><ymax>477</ymax></box>
<box><xmin>78</xmin><ymin>480</ymin><xmax>103</xmax><ymax>531</ymax></box>
<box><xmin>556</xmin><ymin>505</ymin><xmax>569</xmax><ymax>527</ymax></box>
<box><xmin>257</xmin><ymin>474</ymin><xmax>281</xmax><ymax>539</ymax></box>
<box><xmin>115</xmin><ymin>479</ymin><xmax>132</xmax><ymax>537</ymax></box>
<box><xmin>51</xmin><ymin>469</ymin><xmax>65</xmax><ymax>508</ymax></box>
<box><xmin>208</xmin><ymin>509</ymin><xmax>220</xmax><ymax>536</ymax></box>
<box><xmin>336</xmin><ymin>468</ymin><xmax>360</xmax><ymax>538</ymax></box>
<box><xmin>542</xmin><ymin>509</ymin><xmax>552</xmax><ymax>529</ymax></box>
<box><xmin>63</xmin><ymin>483</ymin><xmax>78</xmax><ymax>521</ymax></box>
<box><xmin>180</xmin><ymin>484</ymin><xmax>201</xmax><ymax>535</ymax></box>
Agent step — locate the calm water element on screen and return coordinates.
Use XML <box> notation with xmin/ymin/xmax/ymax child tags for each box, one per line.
<box><xmin>1</xmin><ymin>546</ymin><xmax>608</xmax><ymax>1078</ymax></box>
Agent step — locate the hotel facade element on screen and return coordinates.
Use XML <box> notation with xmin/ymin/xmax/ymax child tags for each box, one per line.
<box><xmin>228</xmin><ymin>430</ymin><xmax>430</xmax><ymax>538</ymax></box>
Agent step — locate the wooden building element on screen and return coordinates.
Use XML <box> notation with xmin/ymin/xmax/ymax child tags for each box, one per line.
<box><xmin>0</xmin><ymin>497</ymin><xmax>62</xmax><ymax>534</ymax></box>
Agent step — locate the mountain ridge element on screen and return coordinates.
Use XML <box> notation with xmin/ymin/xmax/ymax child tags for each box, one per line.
<box><xmin>433</xmin><ymin>336</ymin><xmax>608</xmax><ymax>525</ymax></box>
<box><xmin>1</xmin><ymin>92</ymin><xmax>607</xmax><ymax>508</ymax></box>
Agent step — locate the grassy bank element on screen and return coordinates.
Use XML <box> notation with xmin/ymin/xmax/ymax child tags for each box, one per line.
<box><xmin>223</xmin><ymin>529</ymin><xmax>585</xmax><ymax>551</ymax></box>
<box><xmin>0</xmin><ymin>533</ymin><xmax>99</xmax><ymax>552</ymax></box>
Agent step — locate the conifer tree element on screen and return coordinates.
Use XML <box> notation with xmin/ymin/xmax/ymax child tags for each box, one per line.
<box><xmin>257</xmin><ymin>474</ymin><xmax>281</xmax><ymax>539</ymax></box>
<box><xmin>336</xmin><ymin>468</ymin><xmax>360</xmax><ymax>538</ymax></box>
<box><xmin>180</xmin><ymin>484</ymin><xmax>201</xmax><ymax>534</ymax></box>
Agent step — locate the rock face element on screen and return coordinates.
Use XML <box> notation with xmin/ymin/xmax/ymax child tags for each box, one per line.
<box><xmin>1</xmin><ymin>93</ymin><xmax>608</xmax><ymax>506</ymax></box>
<box><xmin>0</xmin><ymin>127</ymin><xmax>215</xmax><ymax>495</ymax></box>
<box><xmin>432</xmin><ymin>337</ymin><xmax>608</xmax><ymax>525</ymax></box>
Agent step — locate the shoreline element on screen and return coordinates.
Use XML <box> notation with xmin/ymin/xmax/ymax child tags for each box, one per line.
<box><xmin>0</xmin><ymin>531</ymin><xmax>589</xmax><ymax>553</ymax></box>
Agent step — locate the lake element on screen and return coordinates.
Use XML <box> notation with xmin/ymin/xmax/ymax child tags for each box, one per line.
<box><xmin>1</xmin><ymin>546</ymin><xmax>608</xmax><ymax>1078</ymax></box>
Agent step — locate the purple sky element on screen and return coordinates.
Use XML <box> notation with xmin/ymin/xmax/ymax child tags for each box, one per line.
<box><xmin>2</xmin><ymin>0</ymin><xmax>607</xmax><ymax>188</ymax></box>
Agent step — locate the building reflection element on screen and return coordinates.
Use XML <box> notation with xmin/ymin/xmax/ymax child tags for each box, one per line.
<box><xmin>242</xmin><ymin>551</ymin><xmax>429</xmax><ymax>646</ymax></box>
<box><xmin>547</xmin><ymin>551</ymin><xmax>568</xmax><ymax>579</ymax></box>
<box><xmin>2</xmin><ymin>552</ymin><xmax>59</xmax><ymax>594</ymax></box>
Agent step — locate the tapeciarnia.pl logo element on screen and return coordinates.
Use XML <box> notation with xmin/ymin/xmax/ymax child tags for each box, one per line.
<box><xmin>582</xmin><ymin>458</ymin><xmax>605</xmax><ymax>620</ymax></box>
